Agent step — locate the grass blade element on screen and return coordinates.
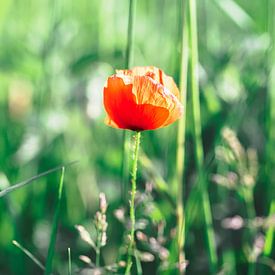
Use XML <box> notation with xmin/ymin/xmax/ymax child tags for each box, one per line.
<box><xmin>121</xmin><ymin>0</ymin><xmax>137</xmax><ymax>202</ymax></box>
<box><xmin>214</xmin><ymin>0</ymin><xmax>255</xmax><ymax>30</ymax></box>
<box><xmin>264</xmin><ymin>0</ymin><xmax>275</xmax><ymax>259</ymax></box>
<box><xmin>68</xmin><ymin>248</ymin><xmax>72</xmax><ymax>275</ymax></box>
<box><xmin>176</xmin><ymin>0</ymin><xmax>189</xmax><ymax>272</ymax></box>
<box><xmin>0</xmin><ymin>161</ymin><xmax>77</xmax><ymax>198</ymax></box>
<box><xmin>125</xmin><ymin>0</ymin><xmax>136</xmax><ymax>69</ymax></box>
<box><xmin>188</xmin><ymin>0</ymin><xmax>218</xmax><ymax>273</ymax></box>
<box><xmin>12</xmin><ymin>240</ymin><xmax>45</xmax><ymax>271</ymax></box>
<box><xmin>44</xmin><ymin>167</ymin><xmax>65</xmax><ymax>275</ymax></box>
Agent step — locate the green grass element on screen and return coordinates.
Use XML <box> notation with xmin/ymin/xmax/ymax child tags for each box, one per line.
<box><xmin>0</xmin><ymin>0</ymin><xmax>273</xmax><ymax>274</ymax></box>
<box><xmin>175</xmin><ymin>0</ymin><xmax>189</xmax><ymax>271</ymax></box>
<box><xmin>188</xmin><ymin>0</ymin><xmax>218</xmax><ymax>272</ymax></box>
<box><xmin>44</xmin><ymin>167</ymin><xmax>65</xmax><ymax>275</ymax></box>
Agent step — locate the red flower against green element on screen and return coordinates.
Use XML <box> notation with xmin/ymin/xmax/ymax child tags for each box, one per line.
<box><xmin>103</xmin><ymin>66</ymin><xmax>183</xmax><ymax>131</ymax></box>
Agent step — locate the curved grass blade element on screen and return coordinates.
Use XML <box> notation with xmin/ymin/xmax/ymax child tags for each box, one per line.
<box><xmin>0</xmin><ymin>161</ymin><xmax>78</xmax><ymax>198</ymax></box>
<box><xmin>44</xmin><ymin>167</ymin><xmax>65</xmax><ymax>275</ymax></box>
<box><xmin>12</xmin><ymin>240</ymin><xmax>45</xmax><ymax>271</ymax></box>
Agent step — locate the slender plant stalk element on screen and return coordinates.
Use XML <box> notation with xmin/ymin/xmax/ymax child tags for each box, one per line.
<box><xmin>264</xmin><ymin>0</ymin><xmax>275</xmax><ymax>261</ymax></box>
<box><xmin>264</xmin><ymin>201</ymin><xmax>275</xmax><ymax>256</ymax></box>
<box><xmin>176</xmin><ymin>0</ymin><xmax>189</xmax><ymax>272</ymax></box>
<box><xmin>188</xmin><ymin>0</ymin><xmax>218</xmax><ymax>273</ymax></box>
<box><xmin>125</xmin><ymin>0</ymin><xmax>136</xmax><ymax>69</ymax></box>
<box><xmin>44</xmin><ymin>167</ymin><xmax>65</xmax><ymax>275</ymax></box>
<box><xmin>96</xmin><ymin>231</ymin><xmax>102</xmax><ymax>267</ymax></box>
<box><xmin>244</xmin><ymin>189</ymin><xmax>256</xmax><ymax>275</ymax></box>
<box><xmin>135</xmin><ymin>250</ymin><xmax>143</xmax><ymax>275</ymax></box>
<box><xmin>125</xmin><ymin>131</ymin><xmax>141</xmax><ymax>275</ymax></box>
<box><xmin>68</xmin><ymin>248</ymin><xmax>72</xmax><ymax>275</ymax></box>
<box><xmin>121</xmin><ymin>0</ymin><xmax>137</xmax><ymax>202</ymax></box>
<box><xmin>0</xmin><ymin>161</ymin><xmax>76</xmax><ymax>198</ymax></box>
<box><xmin>12</xmin><ymin>240</ymin><xmax>45</xmax><ymax>271</ymax></box>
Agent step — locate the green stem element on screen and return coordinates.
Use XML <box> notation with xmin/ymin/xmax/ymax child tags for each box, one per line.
<box><xmin>44</xmin><ymin>167</ymin><xmax>65</xmax><ymax>275</ymax></box>
<box><xmin>125</xmin><ymin>0</ymin><xmax>136</xmax><ymax>68</ymax></box>
<box><xmin>176</xmin><ymin>0</ymin><xmax>189</xmax><ymax>273</ymax></box>
<box><xmin>12</xmin><ymin>240</ymin><xmax>45</xmax><ymax>271</ymax></box>
<box><xmin>245</xmin><ymin>190</ymin><xmax>256</xmax><ymax>275</ymax></box>
<box><xmin>96</xmin><ymin>236</ymin><xmax>101</xmax><ymax>267</ymax></box>
<box><xmin>264</xmin><ymin>201</ymin><xmax>275</xmax><ymax>256</ymax></box>
<box><xmin>264</xmin><ymin>0</ymin><xmax>275</xmax><ymax>261</ymax></box>
<box><xmin>68</xmin><ymin>248</ymin><xmax>72</xmax><ymax>275</ymax></box>
<box><xmin>125</xmin><ymin>131</ymin><xmax>141</xmax><ymax>275</ymax></box>
<box><xmin>121</xmin><ymin>0</ymin><xmax>137</xmax><ymax>202</ymax></box>
<box><xmin>188</xmin><ymin>0</ymin><xmax>218</xmax><ymax>273</ymax></box>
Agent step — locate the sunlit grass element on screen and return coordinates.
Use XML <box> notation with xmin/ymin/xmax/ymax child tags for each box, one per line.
<box><xmin>0</xmin><ymin>0</ymin><xmax>273</xmax><ymax>274</ymax></box>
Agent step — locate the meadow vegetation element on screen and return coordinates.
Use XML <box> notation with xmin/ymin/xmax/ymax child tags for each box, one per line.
<box><xmin>0</xmin><ymin>0</ymin><xmax>274</xmax><ymax>274</ymax></box>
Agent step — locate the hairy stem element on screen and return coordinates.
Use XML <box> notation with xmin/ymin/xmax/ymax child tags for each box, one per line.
<box><xmin>125</xmin><ymin>131</ymin><xmax>141</xmax><ymax>275</ymax></box>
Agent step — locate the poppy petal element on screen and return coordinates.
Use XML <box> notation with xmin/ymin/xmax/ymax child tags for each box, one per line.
<box><xmin>103</xmin><ymin>67</ymin><xmax>183</xmax><ymax>131</ymax></box>
<box><xmin>117</xmin><ymin>66</ymin><xmax>180</xmax><ymax>98</ymax></box>
<box><xmin>132</xmin><ymin>76</ymin><xmax>183</xmax><ymax>128</ymax></box>
<box><xmin>103</xmin><ymin>75</ymin><xmax>136</xmax><ymax>129</ymax></box>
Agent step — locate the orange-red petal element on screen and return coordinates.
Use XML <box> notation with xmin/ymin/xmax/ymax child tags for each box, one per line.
<box><xmin>116</xmin><ymin>66</ymin><xmax>180</xmax><ymax>98</ymax></box>
<box><xmin>103</xmin><ymin>73</ymin><xmax>182</xmax><ymax>131</ymax></box>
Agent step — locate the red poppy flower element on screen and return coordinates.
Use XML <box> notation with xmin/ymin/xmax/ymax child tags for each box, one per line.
<box><xmin>103</xmin><ymin>66</ymin><xmax>183</xmax><ymax>131</ymax></box>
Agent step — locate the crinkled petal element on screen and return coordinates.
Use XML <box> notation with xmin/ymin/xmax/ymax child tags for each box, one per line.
<box><xmin>103</xmin><ymin>70</ymin><xmax>183</xmax><ymax>131</ymax></box>
<box><xmin>117</xmin><ymin>66</ymin><xmax>180</xmax><ymax>98</ymax></box>
<box><xmin>132</xmin><ymin>75</ymin><xmax>183</xmax><ymax>126</ymax></box>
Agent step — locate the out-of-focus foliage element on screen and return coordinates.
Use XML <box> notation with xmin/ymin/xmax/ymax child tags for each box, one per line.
<box><xmin>0</xmin><ymin>0</ymin><xmax>273</xmax><ymax>274</ymax></box>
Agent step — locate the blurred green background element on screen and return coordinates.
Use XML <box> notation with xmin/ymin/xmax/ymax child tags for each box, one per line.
<box><xmin>0</xmin><ymin>0</ymin><xmax>273</xmax><ymax>274</ymax></box>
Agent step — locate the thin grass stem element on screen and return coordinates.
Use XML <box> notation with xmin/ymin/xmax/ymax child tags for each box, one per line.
<box><xmin>264</xmin><ymin>0</ymin><xmax>275</xmax><ymax>261</ymax></box>
<box><xmin>12</xmin><ymin>240</ymin><xmax>45</xmax><ymax>271</ymax></box>
<box><xmin>44</xmin><ymin>167</ymin><xmax>65</xmax><ymax>275</ymax></box>
<box><xmin>125</xmin><ymin>0</ymin><xmax>136</xmax><ymax>69</ymax></box>
<box><xmin>246</xmin><ymin>192</ymin><xmax>256</xmax><ymax>275</ymax></box>
<box><xmin>0</xmin><ymin>161</ymin><xmax>77</xmax><ymax>198</ymax></box>
<box><xmin>188</xmin><ymin>0</ymin><xmax>218</xmax><ymax>273</ymax></box>
<box><xmin>125</xmin><ymin>131</ymin><xmax>141</xmax><ymax>275</ymax></box>
<box><xmin>121</xmin><ymin>0</ymin><xmax>137</xmax><ymax>203</ymax></box>
<box><xmin>68</xmin><ymin>248</ymin><xmax>72</xmax><ymax>275</ymax></box>
<box><xmin>96</xmin><ymin>231</ymin><xmax>102</xmax><ymax>267</ymax></box>
<box><xmin>264</xmin><ymin>201</ymin><xmax>275</xmax><ymax>256</ymax></box>
<box><xmin>135</xmin><ymin>250</ymin><xmax>143</xmax><ymax>275</ymax></box>
<box><xmin>176</xmin><ymin>0</ymin><xmax>189</xmax><ymax>273</ymax></box>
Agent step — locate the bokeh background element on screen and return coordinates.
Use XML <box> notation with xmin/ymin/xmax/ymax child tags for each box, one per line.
<box><xmin>0</xmin><ymin>0</ymin><xmax>273</xmax><ymax>274</ymax></box>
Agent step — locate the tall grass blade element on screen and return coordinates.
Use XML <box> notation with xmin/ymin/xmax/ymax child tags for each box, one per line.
<box><xmin>176</xmin><ymin>0</ymin><xmax>189</xmax><ymax>272</ymax></box>
<box><xmin>44</xmin><ymin>167</ymin><xmax>65</xmax><ymax>275</ymax></box>
<box><xmin>264</xmin><ymin>0</ymin><xmax>275</xmax><ymax>260</ymax></box>
<box><xmin>214</xmin><ymin>0</ymin><xmax>255</xmax><ymax>30</ymax></box>
<box><xmin>68</xmin><ymin>248</ymin><xmax>72</xmax><ymax>275</ymax></box>
<box><xmin>125</xmin><ymin>0</ymin><xmax>136</xmax><ymax>69</ymax></box>
<box><xmin>121</xmin><ymin>0</ymin><xmax>137</xmax><ymax>202</ymax></box>
<box><xmin>188</xmin><ymin>0</ymin><xmax>218</xmax><ymax>273</ymax></box>
<box><xmin>12</xmin><ymin>240</ymin><xmax>45</xmax><ymax>271</ymax></box>
<box><xmin>0</xmin><ymin>161</ymin><xmax>77</xmax><ymax>198</ymax></box>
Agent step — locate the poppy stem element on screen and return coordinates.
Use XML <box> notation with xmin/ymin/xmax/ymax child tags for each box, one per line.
<box><xmin>125</xmin><ymin>131</ymin><xmax>141</xmax><ymax>275</ymax></box>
